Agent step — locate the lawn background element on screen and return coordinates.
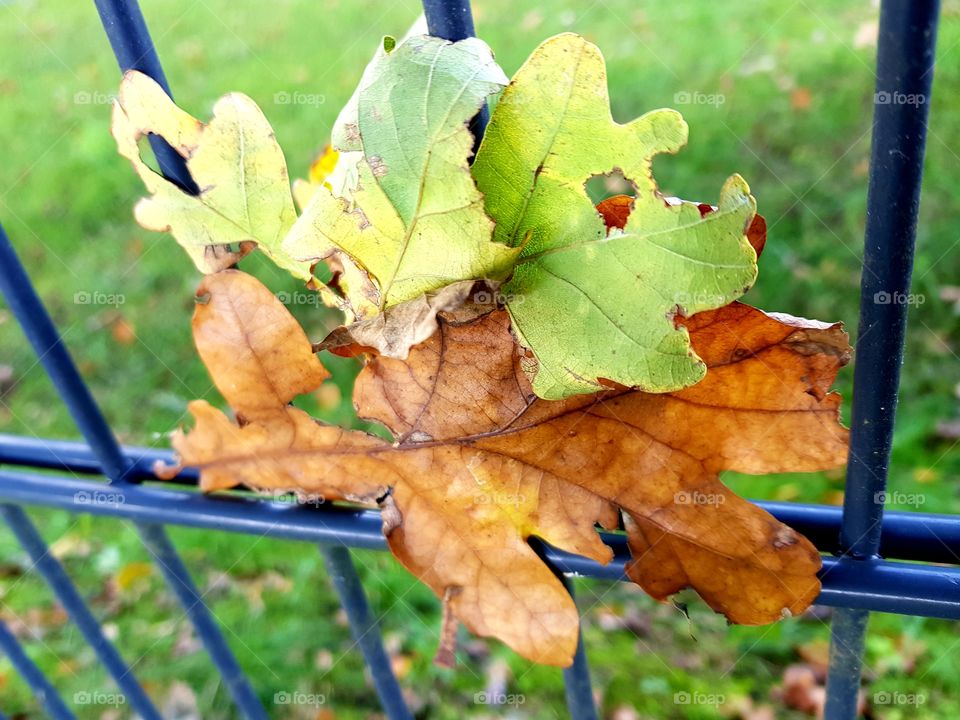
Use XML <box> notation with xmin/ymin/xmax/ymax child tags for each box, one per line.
<box><xmin>0</xmin><ymin>0</ymin><xmax>958</xmax><ymax>717</ymax></box>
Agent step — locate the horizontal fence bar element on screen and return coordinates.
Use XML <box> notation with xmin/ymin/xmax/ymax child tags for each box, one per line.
<box><xmin>816</xmin><ymin>556</ymin><xmax>959</xmax><ymax>618</ymax></box>
<box><xmin>1</xmin><ymin>469</ymin><xmax>958</xmax><ymax>620</ymax></box>
<box><xmin>2</xmin><ymin>435</ymin><xmax>957</xmax><ymax>565</ymax></box>
<box><xmin>0</xmin><ymin>618</ymin><xmax>76</xmax><ymax>720</ymax></box>
<box><xmin>0</xmin><ymin>505</ymin><xmax>162</xmax><ymax>719</ymax></box>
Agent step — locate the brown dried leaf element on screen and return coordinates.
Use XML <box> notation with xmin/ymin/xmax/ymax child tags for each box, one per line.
<box><xmin>192</xmin><ymin>270</ymin><xmax>329</xmax><ymax>422</ymax></box>
<box><xmin>173</xmin><ymin>271</ymin><xmax>849</xmax><ymax>666</ymax></box>
<box><xmin>317</xmin><ymin>280</ymin><xmax>477</xmax><ymax>359</ymax></box>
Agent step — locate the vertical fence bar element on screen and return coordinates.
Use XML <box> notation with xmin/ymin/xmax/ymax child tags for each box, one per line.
<box><xmin>0</xmin><ymin>223</ymin><xmax>131</xmax><ymax>484</ymax></box>
<box><xmin>93</xmin><ymin>0</ymin><xmax>197</xmax><ymax>193</ymax></box>
<box><xmin>320</xmin><ymin>545</ymin><xmax>412</xmax><ymax>720</ymax></box>
<box><xmin>825</xmin><ymin>2</ymin><xmax>940</xmax><ymax>718</ymax></box>
<box><xmin>561</xmin><ymin>580</ymin><xmax>599</xmax><ymax>720</ymax></box>
<box><xmin>137</xmin><ymin>524</ymin><xmax>269</xmax><ymax>720</ymax></box>
<box><xmin>0</xmin><ymin>220</ymin><xmax>269</xmax><ymax>716</ymax></box>
<box><xmin>825</xmin><ymin>609</ymin><xmax>870</xmax><ymax>719</ymax></box>
<box><xmin>0</xmin><ymin>619</ymin><xmax>76</xmax><ymax>720</ymax></box>
<box><xmin>528</xmin><ymin>538</ymin><xmax>599</xmax><ymax>718</ymax></box>
<box><xmin>421</xmin><ymin>0</ymin><xmax>489</xmax><ymax>148</ymax></box>
<box><xmin>0</xmin><ymin>505</ymin><xmax>162</xmax><ymax>719</ymax></box>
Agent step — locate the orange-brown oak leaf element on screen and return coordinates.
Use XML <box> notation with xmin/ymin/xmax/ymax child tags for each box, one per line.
<box><xmin>192</xmin><ymin>270</ymin><xmax>329</xmax><ymax>421</ymax></box>
<box><xmin>173</xmin><ymin>271</ymin><xmax>849</xmax><ymax>666</ymax></box>
<box><xmin>173</xmin><ymin>271</ymin><xmax>384</xmax><ymax>502</ymax></box>
<box><xmin>354</xmin><ymin>305</ymin><xmax>849</xmax><ymax>645</ymax></box>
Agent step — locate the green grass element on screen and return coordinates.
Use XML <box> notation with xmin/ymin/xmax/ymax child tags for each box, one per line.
<box><xmin>0</xmin><ymin>0</ymin><xmax>958</xmax><ymax>717</ymax></box>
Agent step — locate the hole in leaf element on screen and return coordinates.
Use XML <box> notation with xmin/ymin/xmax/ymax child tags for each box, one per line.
<box><xmin>585</xmin><ymin>168</ymin><xmax>635</xmax><ymax>203</ymax></box>
<box><xmin>136</xmin><ymin>134</ymin><xmax>162</xmax><ymax>176</ymax></box>
<box><xmin>586</xmin><ymin>169</ymin><xmax>637</xmax><ymax>231</ymax></box>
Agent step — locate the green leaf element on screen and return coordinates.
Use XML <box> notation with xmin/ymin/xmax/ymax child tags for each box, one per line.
<box><xmin>112</xmin><ymin>71</ymin><xmax>310</xmax><ymax>281</ymax></box>
<box><xmin>283</xmin><ymin>35</ymin><xmax>519</xmax><ymax>319</ymax></box>
<box><xmin>472</xmin><ymin>34</ymin><xmax>758</xmax><ymax>400</ymax></box>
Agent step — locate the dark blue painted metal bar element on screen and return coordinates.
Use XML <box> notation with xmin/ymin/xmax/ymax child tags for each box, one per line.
<box><xmin>529</xmin><ymin>537</ymin><xmax>599</xmax><ymax>718</ymax></box>
<box><xmin>826</xmin><ymin>2</ymin><xmax>941</xmax><ymax>718</ymax></box>
<box><xmin>136</xmin><ymin>523</ymin><xmax>268</xmax><ymax>720</ymax></box>
<box><xmin>838</xmin><ymin>0</ymin><xmax>940</xmax><ymax>564</ymax></box>
<box><xmin>0</xmin><ymin>225</ymin><xmax>132</xmax><ymax>484</ymax></box>
<box><xmin>93</xmin><ymin>0</ymin><xmax>198</xmax><ymax>193</ymax></box>
<box><xmin>817</xmin><ymin>556</ymin><xmax>960</xmax><ymax>618</ymax></box>
<box><xmin>0</xmin><ymin>504</ymin><xmax>161</xmax><ymax>719</ymax></box>
<box><xmin>561</xmin><ymin>581</ymin><xmax>598</xmax><ymax>720</ymax></box>
<box><xmin>4</xmin><ymin>436</ymin><xmax>959</xmax><ymax>565</ymax></box>
<box><xmin>320</xmin><ymin>546</ymin><xmax>412</xmax><ymax>720</ymax></box>
<box><xmin>2</xmin><ymin>468</ymin><xmax>960</xmax><ymax>619</ymax></box>
<box><xmin>84</xmin><ymin>3</ymin><xmax>408</xmax><ymax>703</ymax></box>
<box><xmin>0</xmin><ymin>434</ymin><xmax>198</xmax><ymax>485</ymax></box>
<box><xmin>826</xmin><ymin>609</ymin><xmax>870</xmax><ymax>720</ymax></box>
<box><xmin>422</xmin><ymin>0</ymin><xmax>489</xmax><ymax>150</ymax></box>
<box><xmin>0</xmin><ymin>219</ymin><xmax>279</xmax><ymax>714</ymax></box>
<box><xmin>0</xmin><ymin>468</ymin><xmax>391</xmax><ymax>550</ymax></box>
<box><xmin>760</xmin><ymin>500</ymin><xmax>960</xmax><ymax>564</ymax></box>
<box><xmin>0</xmin><ymin>618</ymin><xmax>76</xmax><ymax>720</ymax></box>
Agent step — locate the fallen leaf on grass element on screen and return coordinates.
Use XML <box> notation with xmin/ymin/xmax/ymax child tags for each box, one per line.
<box><xmin>168</xmin><ymin>270</ymin><xmax>849</xmax><ymax>665</ymax></box>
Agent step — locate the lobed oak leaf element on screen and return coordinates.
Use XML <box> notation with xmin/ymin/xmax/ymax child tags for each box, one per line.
<box><xmin>168</xmin><ymin>270</ymin><xmax>383</xmax><ymax>501</ymax></box>
<box><xmin>171</xmin><ymin>270</ymin><xmax>849</xmax><ymax>665</ymax></box>
<box><xmin>472</xmin><ymin>34</ymin><xmax>759</xmax><ymax>400</ymax></box>
<box><xmin>282</xmin><ymin>35</ymin><xmax>520</xmax><ymax>333</ymax></box>
<box><xmin>191</xmin><ymin>270</ymin><xmax>329</xmax><ymax>421</ymax></box>
<box><xmin>111</xmin><ymin>71</ymin><xmax>310</xmax><ymax>281</ymax></box>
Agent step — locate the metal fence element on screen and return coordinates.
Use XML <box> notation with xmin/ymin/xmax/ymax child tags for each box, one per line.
<box><xmin>0</xmin><ymin>1</ymin><xmax>956</xmax><ymax>718</ymax></box>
